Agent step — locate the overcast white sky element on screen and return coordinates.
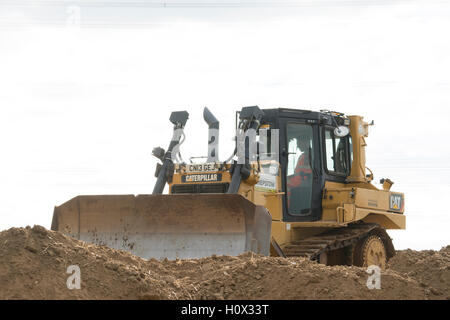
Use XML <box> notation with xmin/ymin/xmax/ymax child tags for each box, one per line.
<box><xmin>0</xmin><ymin>0</ymin><xmax>449</xmax><ymax>250</ymax></box>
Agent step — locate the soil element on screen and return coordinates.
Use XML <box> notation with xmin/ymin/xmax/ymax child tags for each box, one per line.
<box><xmin>0</xmin><ymin>225</ymin><xmax>448</xmax><ymax>300</ymax></box>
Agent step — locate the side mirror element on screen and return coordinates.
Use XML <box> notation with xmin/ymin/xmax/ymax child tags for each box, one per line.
<box><xmin>334</xmin><ymin>126</ymin><xmax>350</xmax><ymax>137</ymax></box>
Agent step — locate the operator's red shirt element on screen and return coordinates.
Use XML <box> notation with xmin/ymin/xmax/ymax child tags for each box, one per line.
<box><xmin>287</xmin><ymin>153</ymin><xmax>312</xmax><ymax>208</ymax></box>
<box><xmin>287</xmin><ymin>153</ymin><xmax>312</xmax><ymax>188</ymax></box>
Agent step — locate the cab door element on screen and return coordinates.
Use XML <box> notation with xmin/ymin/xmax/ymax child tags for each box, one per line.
<box><xmin>280</xmin><ymin>120</ymin><xmax>322</xmax><ymax>222</ymax></box>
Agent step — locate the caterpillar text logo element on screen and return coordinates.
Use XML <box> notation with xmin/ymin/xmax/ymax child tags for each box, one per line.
<box><xmin>390</xmin><ymin>193</ymin><xmax>404</xmax><ymax>212</ymax></box>
<box><xmin>182</xmin><ymin>173</ymin><xmax>222</xmax><ymax>183</ymax></box>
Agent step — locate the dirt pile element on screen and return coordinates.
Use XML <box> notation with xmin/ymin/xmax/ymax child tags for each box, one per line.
<box><xmin>388</xmin><ymin>246</ymin><xmax>450</xmax><ymax>298</ymax></box>
<box><xmin>0</xmin><ymin>226</ymin><xmax>448</xmax><ymax>300</ymax></box>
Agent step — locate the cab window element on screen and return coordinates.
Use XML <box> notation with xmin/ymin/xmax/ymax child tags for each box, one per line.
<box><xmin>324</xmin><ymin>128</ymin><xmax>349</xmax><ymax>175</ymax></box>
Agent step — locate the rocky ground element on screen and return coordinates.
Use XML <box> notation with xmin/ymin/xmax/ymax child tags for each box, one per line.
<box><xmin>0</xmin><ymin>225</ymin><xmax>448</xmax><ymax>300</ymax></box>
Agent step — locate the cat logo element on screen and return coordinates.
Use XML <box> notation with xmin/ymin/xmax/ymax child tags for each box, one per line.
<box><xmin>390</xmin><ymin>193</ymin><xmax>404</xmax><ymax>212</ymax></box>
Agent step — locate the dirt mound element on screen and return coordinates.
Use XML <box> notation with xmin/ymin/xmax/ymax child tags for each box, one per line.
<box><xmin>164</xmin><ymin>254</ymin><xmax>428</xmax><ymax>300</ymax></box>
<box><xmin>0</xmin><ymin>226</ymin><xmax>447</xmax><ymax>300</ymax></box>
<box><xmin>388</xmin><ymin>246</ymin><xmax>450</xmax><ymax>299</ymax></box>
<box><xmin>0</xmin><ymin>226</ymin><xmax>182</xmax><ymax>299</ymax></box>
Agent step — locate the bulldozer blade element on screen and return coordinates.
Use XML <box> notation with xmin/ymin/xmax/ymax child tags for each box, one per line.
<box><xmin>51</xmin><ymin>194</ymin><xmax>272</xmax><ymax>260</ymax></box>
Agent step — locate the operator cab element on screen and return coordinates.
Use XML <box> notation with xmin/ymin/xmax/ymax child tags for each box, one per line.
<box><xmin>261</xmin><ymin>108</ymin><xmax>353</xmax><ymax>222</ymax></box>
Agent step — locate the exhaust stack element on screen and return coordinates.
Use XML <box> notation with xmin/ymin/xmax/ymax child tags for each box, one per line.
<box><xmin>203</xmin><ymin>107</ymin><xmax>220</xmax><ymax>162</ymax></box>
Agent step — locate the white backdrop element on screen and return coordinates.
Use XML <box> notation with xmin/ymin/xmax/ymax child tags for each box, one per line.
<box><xmin>0</xmin><ymin>0</ymin><xmax>449</xmax><ymax>250</ymax></box>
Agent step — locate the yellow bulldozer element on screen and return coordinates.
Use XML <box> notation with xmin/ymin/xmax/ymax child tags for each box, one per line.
<box><xmin>51</xmin><ymin>106</ymin><xmax>405</xmax><ymax>269</ymax></box>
